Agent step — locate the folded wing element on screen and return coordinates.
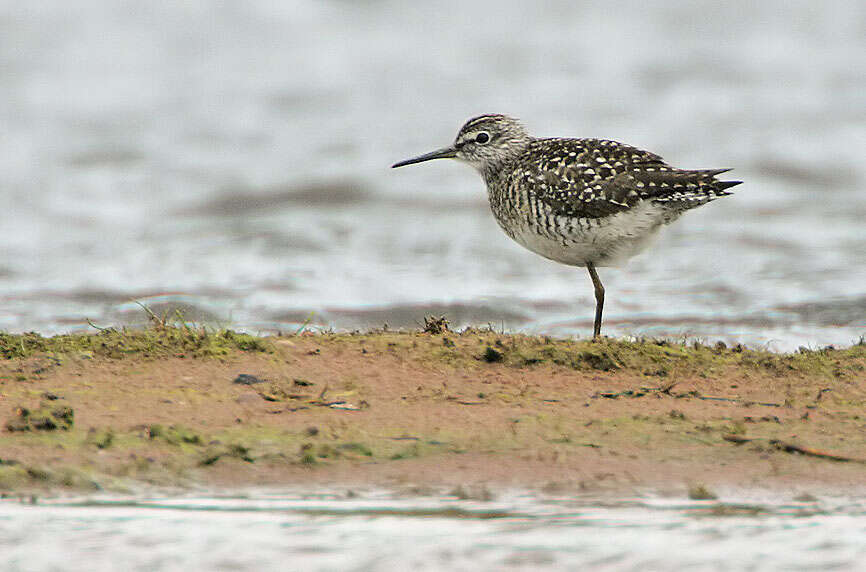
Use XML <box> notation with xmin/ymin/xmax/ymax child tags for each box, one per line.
<box><xmin>528</xmin><ymin>138</ymin><xmax>741</xmax><ymax>218</ymax></box>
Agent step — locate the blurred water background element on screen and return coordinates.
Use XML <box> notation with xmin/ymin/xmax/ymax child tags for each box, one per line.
<box><xmin>1</xmin><ymin>1</ymin><xmax>864</xmax><ymax>350</ymax></box>
<box><xmin>2</xmin><ymin>490</ymin><xmax>866</xmax><ymax>571</ymax></box>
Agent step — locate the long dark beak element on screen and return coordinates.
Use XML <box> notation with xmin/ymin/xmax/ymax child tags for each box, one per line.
<box><xmin>391</xmin><ymin>145</ymin><xmax>457</xmax><ymax>168</ymax></box>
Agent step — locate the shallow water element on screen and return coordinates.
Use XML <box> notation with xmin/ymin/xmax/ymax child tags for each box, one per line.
<box><xmin>1</xmin><ymin>490</ymin><xmax>865</xmax><ymax>571</ymax></box>
<box><xmin>1</xmin><ymin>1</ymin><xmax>865</xmax><ymax>350</ymax></box>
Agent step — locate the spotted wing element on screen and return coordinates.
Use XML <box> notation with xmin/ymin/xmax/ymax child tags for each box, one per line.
<box><xmin>527</xmin><ymin>138</ymin><xmax>741</xmax><ymax>218</ymax></box>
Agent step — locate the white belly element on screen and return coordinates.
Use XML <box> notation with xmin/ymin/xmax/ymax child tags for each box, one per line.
<box><xmin>504</xmin><ymin>202</ymin><xmax>671</xmax><ymax>267</ymax></box>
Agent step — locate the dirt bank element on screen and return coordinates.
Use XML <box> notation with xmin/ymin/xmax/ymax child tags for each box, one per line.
<box><xmin>1</xmin><ymin>327</ymin><xmax>864</xmax><ymax>495</ymax></box>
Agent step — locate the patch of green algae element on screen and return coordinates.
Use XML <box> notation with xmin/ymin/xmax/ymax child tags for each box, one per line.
<box><xmin>0</xmin><ymin>326</ymin><xmax>271</xmax><ymax>360</ymax></box>
<box><xmin>319</xmin><ymin>329</ymin><xmax>866</xmax><ymax>382</ymax></box>
<box><xmin>2</xmin><ymin>325</ymin><xmax>862</xmax><ymax>377</ymax></box>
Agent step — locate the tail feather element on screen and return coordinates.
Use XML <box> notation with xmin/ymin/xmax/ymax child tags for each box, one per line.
<box><xmin>698</xmin><ymin>168</ymin><xmax>733</xmax><ymax>178</ymax></box>
<box><xmin>713</xmin><ymin>180</ymin><xmax>743</xmax><ymax>192</ymax></box>
<box><xmin>640</xmin><ymin>168</ymin><xmax>742</xmax><ymax>209</ymax></box>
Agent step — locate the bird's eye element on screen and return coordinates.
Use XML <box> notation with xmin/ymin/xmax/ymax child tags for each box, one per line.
<box><xmin>475</xmin><ymin>132</ymin><xmax>490</xmax><ymax>144</ymax></box>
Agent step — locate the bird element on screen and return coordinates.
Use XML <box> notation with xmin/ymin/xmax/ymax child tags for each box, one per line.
<box><xmin>391</xmin><ymin>114</ymin><xmax>741</xmax><ymax>339</ymax></box>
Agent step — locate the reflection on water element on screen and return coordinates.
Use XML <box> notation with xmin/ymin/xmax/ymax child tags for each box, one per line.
<box><xmin>1</xmin><ymin>490</ymin><xmax>865</xmax><ymax>571</ymax></box>
<box><xmin>1</xmin><ymin>1</ymin><xmax>865</xmax><ymax>350</ymax></box>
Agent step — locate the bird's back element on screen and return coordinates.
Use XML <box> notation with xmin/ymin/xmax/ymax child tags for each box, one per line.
<box><xmin>485</xmin><ymin>137</ymin><xmax>741</xmax><ymax>266</ymax></box>
<box><xmin>490</xmin><ymin>137</ymin><xmax>740</xmax><ymax>218</ymax></box>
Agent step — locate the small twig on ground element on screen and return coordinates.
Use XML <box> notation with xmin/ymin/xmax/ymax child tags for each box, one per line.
<box><xmin>295</xmin><ymin>313</ymin><xmax>315</xmax><ymax>335</ymax></box>
<box><xmin>659</xmin><ymin>380</ymin><xmax>679</xmax><ymax>394</ymax></box>
<box><xmin>696</xmin><ymin>394</ymin><xmax>784</xmax><ymax>408</ymax></box>
<box><xmin>723</xmin><ymin>434</ymin><xmax>866</xmax><ymax>463</ymax></box>
<box><xmin>768</xmin><ymin>440</ymin><xmax>865</xmax><ymax>463</ymax></box>
<box><xmin>132</xmin><ymin>299</ymin><xmax>166</xmax><ymax>328</ymax></box>
<box><xmin>594</xmin><ymin>387</ymin><xmax>783</xmax><ymax>408</ymax></box>
<box><xmin>85</xmin><ymin>318</ymin><xmax>111</xmax><ymax>332</ymax></box>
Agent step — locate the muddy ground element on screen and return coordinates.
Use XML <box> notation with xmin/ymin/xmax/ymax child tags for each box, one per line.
<box><xmin>1</xmin><ymin>327</ymin><xmax>864</xmax><ymax>496</ymax></box>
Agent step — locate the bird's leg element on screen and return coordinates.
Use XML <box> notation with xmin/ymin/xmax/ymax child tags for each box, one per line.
<box><xmin>586</xmin><ymin>262</ymin><xmax>605</xmax><ymax>340</ymax></box>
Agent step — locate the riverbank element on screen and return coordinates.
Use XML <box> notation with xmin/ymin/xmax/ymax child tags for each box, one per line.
<box><xmin>1</xmin><ymin>326</ymin><xmax>864</xmax><ymax>496</ymax></box>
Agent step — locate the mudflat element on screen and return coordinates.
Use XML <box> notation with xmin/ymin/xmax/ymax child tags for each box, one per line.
<box><xmin>1</xmin><ymin>327</ymin><xmax>864</xmax><ymax>496</ymax></box>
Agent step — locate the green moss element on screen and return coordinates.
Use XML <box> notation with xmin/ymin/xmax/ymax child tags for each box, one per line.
<box><xmin>390</xmin><ymin>332</ymin><xmax>864</xmax><ymax>381</ymax></box>
<box><xmin>52</xmin><ymin>467</ymin><xmax>101</xmax><ymax>490</ymax></box>
<box><xmin>315</xmin><ymin>445</ymin><xmax>338</xmax><ymax>459</ymax></box>
<box><xmin>688</xmin><ymin>483</ymin><xmax>718</xmax><ymax>500</ymax></box>
<box><xmin>200</xmin><ymin>443</ymin><xmax>254</xmax><ymax>466</ymax></box>
<box><xmin>0</xmin><ymin>465</ymin><xmax>29</xmax><ymax>489</ymax></box>
<box><xmin>391</xmin><ymin>443</ymin><xmax>421</xmax><ymax>460</ymax></box>
<box><xmin>463</xmin><ymin>336</ymin><xmax>704</xmax><ymax>372</ymax></box>
<box><xmin>482</xmin><ymin>346</ymin><xmax>504</xmax><ymax>363</ymax></box>
<box><xmin>727</xmin><ymin>421</ymin><xmax>747</xmax><ymax>436</ymax></box>
<box><xmin>0</xmin><ymin>326</ymin><xmax>271</xmax><ymax>360</ymax></box>
<box><xmin>147</xmin><ymin>424</ymin><xmax>202</xmax><ymax>446</ymax></box>
<box><xmin>5</xmin><ymin>403</ymin><xmax>74</xmax><ymax>432</ymax></box>
<box><xmin>0</xmin><ymin>464</ymin><xmax>101</xmax><ymax>491</ymax></box>
<box><xmin>338</xmin><ymin>442</ymin><xmax>373</xmax><ymax>457</ymax></box>
<box><xmin>4</xmin><ymin>327</ymin><xmax>859</xmax><ymax>376</ymax></box>
<box><xmin>86</xmin><ymin>428</ymin><xmax>115</xmax><ymax>449</ymax></box>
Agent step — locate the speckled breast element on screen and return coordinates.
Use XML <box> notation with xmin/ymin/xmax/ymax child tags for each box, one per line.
<box><xmin>485</xmin><ymin>174</ymin><xmax>669</xmax><ymax>268</ymax></box>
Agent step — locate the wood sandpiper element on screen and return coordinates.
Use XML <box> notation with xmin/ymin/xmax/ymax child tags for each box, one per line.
<box><xmin>392</xmin><ymin>114</ymin><xmax>742</xmax><ymax>339</ymax></box>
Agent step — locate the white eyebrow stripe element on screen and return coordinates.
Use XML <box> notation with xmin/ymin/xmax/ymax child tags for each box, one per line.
<box><xmin>457</xmin><ymin>129</ymin><xmax>492</xmax><ymax>146</ymax></box>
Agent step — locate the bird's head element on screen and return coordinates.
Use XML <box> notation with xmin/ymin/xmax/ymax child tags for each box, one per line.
<box><xmin>392</xmin><ymin>114</ymin><xmax>531</xmax><ymax>175</ymax></box>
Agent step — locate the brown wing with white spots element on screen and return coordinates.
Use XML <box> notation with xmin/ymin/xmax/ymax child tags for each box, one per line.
<box><xmin>524</xmin><ymin>138</ymin><xmax>741</xmax><ymax>218</ymax></box>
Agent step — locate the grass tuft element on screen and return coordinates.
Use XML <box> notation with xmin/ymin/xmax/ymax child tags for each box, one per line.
<box><xmin>0</xmin><ymin>325</ymin><xmax>272</xmax><ymax>360</ymax></box>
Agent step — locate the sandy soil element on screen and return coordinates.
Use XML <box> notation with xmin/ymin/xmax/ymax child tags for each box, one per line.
<box><xmin>1</xmin><ymin>330</ymin><xmax>864</xmax><ymax>495</ymax></box>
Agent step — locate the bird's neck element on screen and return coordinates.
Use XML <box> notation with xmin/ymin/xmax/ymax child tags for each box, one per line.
<box><xmin>481</xmin><ymin>163</ymin><xmax>506</xmax><ymax>186</ymax></box>
<box><xmin>479</xmin><ymin>139</ymin><xmax>533</xmax><ymax>184</ymax></box>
